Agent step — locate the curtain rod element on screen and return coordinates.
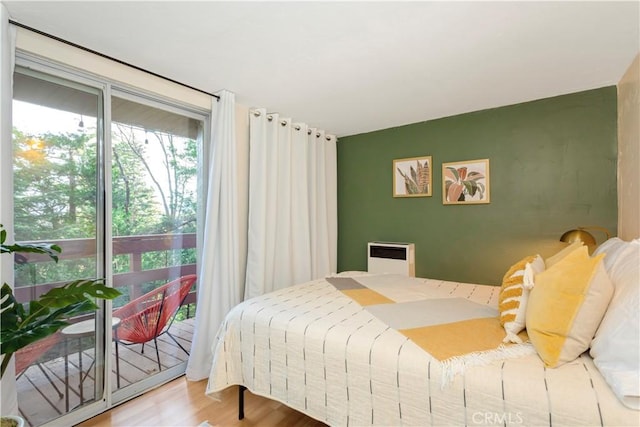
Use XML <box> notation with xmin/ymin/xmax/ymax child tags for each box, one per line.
<box><xmin>9</xmin><ymin>19</ymin><xmax>220</xmax><ymax>101</ymax></box>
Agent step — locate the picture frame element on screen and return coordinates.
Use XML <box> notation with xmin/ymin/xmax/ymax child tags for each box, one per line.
<box><xmin>442</xmin><ymin>158</ymin><xmax>490</xmax><ymax>205</ymax></box>
<box><xmin>393</xmin><ymin>156</ymin><xmax>433</xmax><ymax>197</ymax></box>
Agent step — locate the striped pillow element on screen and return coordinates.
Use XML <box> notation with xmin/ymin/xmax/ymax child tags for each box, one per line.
<box><xmin>499</xmin><ymin>254</ymin><xmax>545</xmax><ymax>344</ymax></box>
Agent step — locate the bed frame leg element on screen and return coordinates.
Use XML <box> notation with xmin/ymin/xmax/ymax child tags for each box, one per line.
<box><xmin>238</xmin><ymin>385</ymin><xmax>246</xmax><ymax>420</ymax></box>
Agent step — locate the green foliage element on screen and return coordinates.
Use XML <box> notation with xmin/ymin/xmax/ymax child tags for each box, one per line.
<box><xmin>13</xmin><ymin>125</ymin><xmax>199</xmax><ymax>242</ymax></box>
<box><xmin>0</xmin><ymin>225</ymin><xmax>121</xmax><ymax>378</ymax></box>
<box><xmin>36</xmin><ymin>279</ymin><xmax>120</xmax><ymax>308</ymax></box>
<box><xmin>2</xmin><ymin>283</ymin><xmax>93</xmax><ymax>355</ymax></box>
<box><xmin>14</xmin><ymin>258</ymin><xmax>97</xmax><ymax>287</ymax></box>
<box><xmin>13</xmin><ymin>130</ymin><xmax>97</xmax><ymax>241</ymax></box>
<box><xmin>8</xmin><ymin>118</ymin><xmax>199</xmax><ymax>377</ymax></box>
<box><xmin>0</xmin><ymin>240</ymin><xmax>61</xmax><ymax>263</ymax></box>
<box><xmin>174</xmin><ymin>304</ymin><xmax>195</xmax><ymax>322</ymax></box>
<box><xmin>111</xmin><ymin>124</ymin><xmax>198</xmax><ymax>236</ymax></box>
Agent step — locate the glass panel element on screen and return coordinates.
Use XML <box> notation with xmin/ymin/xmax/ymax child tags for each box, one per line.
<box><xmin>12</xmin><ymin>71</ymin><xmax>104</xmax><ymax>426</ymax></box>
<box><xmin>110</xmin><ymin>95</ymin><xmax>200</xmax><ymax>391</ymax></box>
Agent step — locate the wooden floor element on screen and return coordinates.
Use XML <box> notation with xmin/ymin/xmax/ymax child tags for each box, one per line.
<box><xmin>78</xmin><ymin>377</ymin><xmax>327</xmax><ymax>427</ymax></box>
<box><xmin>17</xmin><ymin>318</ymin><xmax>195</xmax><ymax>427</ymax></box>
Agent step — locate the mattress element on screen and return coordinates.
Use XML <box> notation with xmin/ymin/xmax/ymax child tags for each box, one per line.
<box><xmin>206</xmin><ymin>272</ymin><xmax>638</xmax><ymax>426</ymax></box>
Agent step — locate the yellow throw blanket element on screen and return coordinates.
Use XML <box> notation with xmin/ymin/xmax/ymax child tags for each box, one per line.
<box><xmin>340</xmin><ymin>288</ymin><xmax>394</xmax><ymax>306</ymax></box>
<box><xmin>327</xmin><ymin>276</ymin><xmax>535</xmax><ymax>383</ymax></box>
<box><xmin>400</xmin><ymin>317</ymin><xmax>528</xmax><ymax>361</ymax></box>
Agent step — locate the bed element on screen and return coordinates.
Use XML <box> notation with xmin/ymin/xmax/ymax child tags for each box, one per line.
<box><xmin>206</xmin><ymin>239</ymin><xmax>639</xmax><ymax>426</ymax></box>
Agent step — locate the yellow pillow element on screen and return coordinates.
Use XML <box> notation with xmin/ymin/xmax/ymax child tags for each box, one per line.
<box><xmin>526</xmin><ymin>246</ymin><xmax>613</xmax><ymax>367</ymax></box>
<box><xmin>499</xmin><ymin>254</ymin><xmax>544</xmax><ymax>343</ymax></box>
<box><xmin>545</xmin><ymin>240</ymin><xmax>583</xmax><ymax>268</ymax></box>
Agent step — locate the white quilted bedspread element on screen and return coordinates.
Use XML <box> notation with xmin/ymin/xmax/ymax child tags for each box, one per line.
<box><xmin>206</xmin><ymin>273</ymin><xmax>637</xmax><ymax>426</ymax></box>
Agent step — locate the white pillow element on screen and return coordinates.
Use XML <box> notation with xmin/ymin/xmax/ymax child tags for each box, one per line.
<box><xmin>593</xmin><ymin>237</ymin><xmax>634</xmax><ymax>272</ymax></box>
<box><xmin>590</xmin><ymin>238</ymin><xmax>640</xmax><ymax>410</ymax></box>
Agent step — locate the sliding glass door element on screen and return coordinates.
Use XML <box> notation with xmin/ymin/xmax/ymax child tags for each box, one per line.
<box><xmin>11</xmin><ymin>63</ymin><xmax>205</xmax><ymax>427</ymax></box>
<box><xmin>12</xmin><ymin>69</ymin><xmax>107</xmax><ymax>426</ymax></box>
<box><xmin>109</xmin><ymin>93</ymin><xmax>201</xmax><ymax>393</ymax></box>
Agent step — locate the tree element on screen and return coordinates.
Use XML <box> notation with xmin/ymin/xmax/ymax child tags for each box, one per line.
<box><xmin>12</xmin><ymin>121</ymin><xmax>199</xmax><ymax>286</ymax></box>
<box><xmin>13</xmin><ymin>130</ymin><xmax>96</xmax><ymax>241</ymax></box>
<box><xmin>111</xmin><ymin>137</ymin><xmax>159</xmax><ymax>237</ymax></box>
<box><xmin>112</xmin><ymin>124</ymin><xmax>197</xmax><ymax>234</ymax></box>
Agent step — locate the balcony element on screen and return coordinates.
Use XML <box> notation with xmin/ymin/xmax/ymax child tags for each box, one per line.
<box><xmin>14</xmin><ymin>233</ymin><xmax>197</xmax><ymax>307</ymax></box>
<box><xmin>17</xmin><ymin>318</ymin><xmax>194</xmax><ymax>427</ymax></box>
<box><xmin>13</xmin><ymin>233</ymin><xmax>197</xmax><ymax>427</ymax></box>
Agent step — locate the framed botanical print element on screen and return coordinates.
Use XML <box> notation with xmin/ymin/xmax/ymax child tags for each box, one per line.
<box><xmin>393</xmin><ymin>156</ymin><xmax>432</xmax><ymax>197</ymax></box>
<box><xmin>442</xmin><ymin>158</ymin><xmax>490</xmax><ymax>204</ymax></box>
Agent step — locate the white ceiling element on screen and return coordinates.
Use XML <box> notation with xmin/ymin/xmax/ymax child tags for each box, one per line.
<box><xmin>4</xmin><ymin>1</ymin><xmax>640</xmax><ymax>137</ymax></box>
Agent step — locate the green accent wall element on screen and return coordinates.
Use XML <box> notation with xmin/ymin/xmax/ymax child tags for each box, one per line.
<box><xmin>337</xmin><ymin>87</ymin><xmax>618</xmax><ymax>285</ymax></box>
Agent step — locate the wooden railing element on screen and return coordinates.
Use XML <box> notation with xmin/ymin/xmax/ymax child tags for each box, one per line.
<box><xmin>13</xmin><ymin>233</ymin><xmax>197</xmax><ymax>308</ymax></box>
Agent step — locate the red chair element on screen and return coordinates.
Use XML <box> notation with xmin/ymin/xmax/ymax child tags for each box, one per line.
<box><xmin>112</xmin><ymin>275</ymin><xmax>196</xmax><ymax>377</ymax></box>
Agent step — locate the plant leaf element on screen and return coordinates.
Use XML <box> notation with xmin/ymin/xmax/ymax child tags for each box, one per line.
<box><xmin>2</xmin><ymin>243</ymin><xmax>62</xmax><ymax>263</ymax></box>
<box><xmin>448</xmin><ymin>182</ymin><xmax>464</xmax><ymax>202</ymax></box>
<box><xmin>457</xmin><ymin>167</ymin><xmax>468</xmax><ymax>181</ymax></box>
<box><xmin>463</xmin><ymin>181</ymin><xmax>478</xmax><ymax>197</ymax></box>
<box><xmin>477</xmin><ymin>182</ymin><xmax>485</xmax><ymax>199</ymax></box>
<box><xmin>417</xmin><ymin>161</ymin><xmax>429</xmax><ymax>192</ymax></box>
<box><xmin>446</xmin><ymin>167</ymin><xmax>459</xmax><ymax>182</ymax></box>
<box><xmin>38</xmin><ymin>279</ymin><xmax>120</xmax><ymax>309</ymax></box>
<box><xmin>1</xmin><ymin>284</ymin><xmax>21</xmax><ymax>331</ymax></box>
<box><xmin>0</xmin><ymin>225</ymin><xmax>62</xmax><ymax>262</ymax></box>
<box><xmin>406</xmin><ymin>179</ymin><xmax>420</xmax><ymax>194</ymax></box>
<box><xmin>467</xmin><ymin>171</ymin><xmax>484</xmax><ymax>181</ymax></box>
<box><xmin>2</xmin><ymin>300</ymin><xmax>95</xmax><ymax>355</ymax></box>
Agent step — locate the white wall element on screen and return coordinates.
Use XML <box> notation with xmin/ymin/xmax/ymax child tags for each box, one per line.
<box><xmin>617</xmin><ymin>53</ymin><xmax>640</xmax><ymax>240</ymax></box>
<box><xmin>16</xmin><ymin>27</ymin><xmax>210</xmax><ymax>109</ymax></box>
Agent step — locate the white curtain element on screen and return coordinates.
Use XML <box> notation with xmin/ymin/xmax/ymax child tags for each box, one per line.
<box><xmin>0</xmin><ymin>4</ymin><xmax>17</xmax><ymax>415</ymax></box>
<box><xmin>244</xmin><ymin>109</ymin><xmax>337</xmax><ymax>299</ymax></box>
<box><xmin>186</xmin><ymin>91</ymin><xmax>243</xmax><ymax>381</ymax></box>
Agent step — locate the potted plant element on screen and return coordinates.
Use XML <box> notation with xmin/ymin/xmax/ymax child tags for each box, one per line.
<box><xmin>0</xmin><ymin>224</ymin><xmax>120</xmax><ymax>425</ymax></box>
<box><xmin>0</xmin><ymin>416</ymin><xmax>23</xmax><ymax>427</ymax></box>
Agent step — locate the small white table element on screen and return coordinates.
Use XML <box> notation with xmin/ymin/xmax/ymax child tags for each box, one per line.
<box><xmin>61</xmin><ymin>317</ymin><xmax>120</xmax><ymax>411</ymax></box>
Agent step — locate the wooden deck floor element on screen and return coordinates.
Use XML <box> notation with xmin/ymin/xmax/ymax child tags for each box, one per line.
<box><xmin>17</xmin><ymin>318</ymin><xmax>195</xmax><ymax>427</ymax></box>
